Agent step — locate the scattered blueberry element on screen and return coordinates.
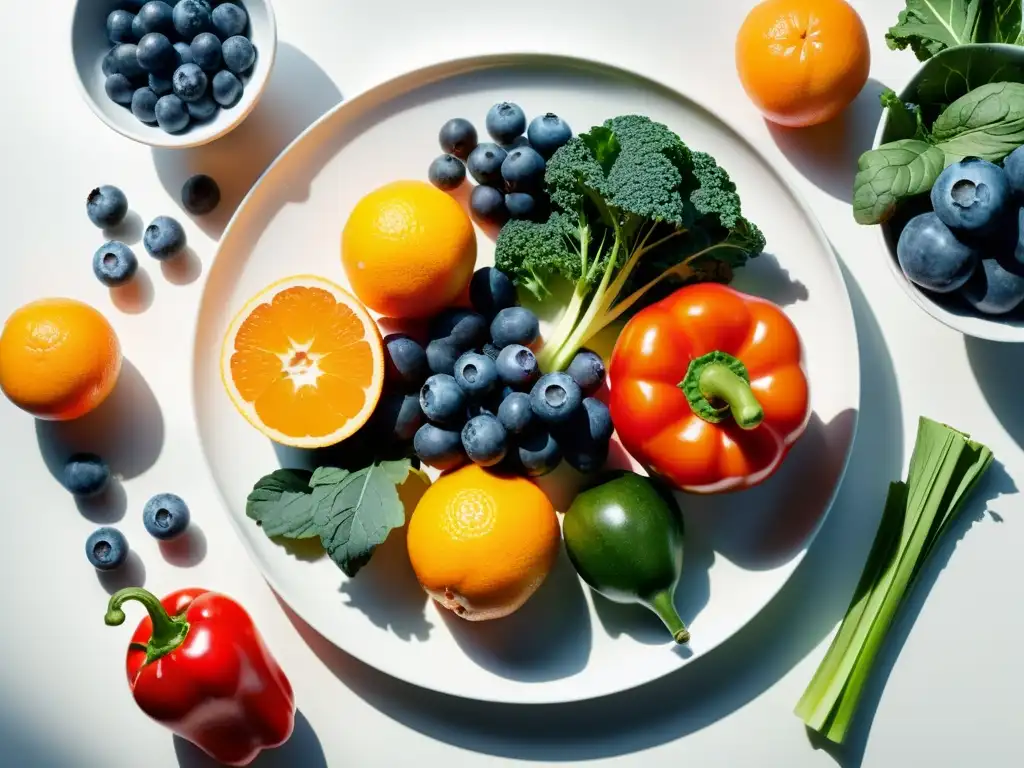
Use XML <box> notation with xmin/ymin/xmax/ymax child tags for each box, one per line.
<box><xmin>490</xmin><ymin>306</ymin><xmax>539</xmax><ymax>347</ymax></box>
<box><xmin>383</xmin><ymin>334</ymin><xmax>429</xmax><ymax>389</ymax></box>
<box><xmin>186</xmin><ymin>94</ymin><xmax>218</xmax><ymax>121</ymax></box>
<box><xmin>149</xmin><ymin>73</ymin><xmax>174</xmax><ymax>95</ymax></box>
<box><xmin>180</xmin><ymin>173</ymin><xmax>220</xmax><ymax>214</ymax></box>
<box><xmin>461</xmin><ymin>414</ymin><xmax>507</xmax><ymax>466</ymax></box>
<box><xmin>62</xmin><ymin>453</ymin><xmax>111</xmax><ymax>497</ymax></box>
<box><xmin>86</xmin><ymin>527</ymin><xmax>129</xmax><ymax>571</ymax></box>
<box><xmin>102</xmin><ymin>48</ymin><xmax>120</xmax><ymax>76</ymax></box>
<box><xmin>374</xmin><ymin>392</ymin><xmax>423</xmax><ymax>443</ymax></box>
<box><xmin>173</xmin><ymin>40</ymin><xmax>194</xmax><ymax>65</ymax></box>
<box><xmin>425</xmin><ymin>338</ymin><xmax>461</xmax><ymax>376</ymax></box>
<box><xmin>191</xmin><ymin>32</ymin><xmax>222</xmax><ymax>72</ymax></box>
<box><xmin>134</xmin><ymin>1</ymin><xmax>175</xmax><ymax>38</ymax></box>
<box><xmin>469</xmin><ymin>267</ymin><xmax>517</xmax><ymax>318</ymax></box>
<box><xmin>961</xmin><ymin>257</ymin><xmax>1024</xmax><ymax>314</ymax></box>
<box><xmin>497</xmin><ymin>391</ymin><xmax>533</xmax><ymax>434</ymax></box>
<box><xmin>143</xmin><ymin>493</ymin><xmax>191</xmax><ymax>540</ymax></box>
<box><xmin>131</xmin><ymin>87</ymin><xmax>159</xmax><ymax>122</ymax></box>
<box><xmin>86</xmin><ymin>185</ymin><xmax>128</xmax><ymax>228</ymax></box>
<box><xmin>113</xmin><ymin>43</ymin><xmax>145</xmax><ymax>79</ymax></box>
<box><xmin>414</xmin><ymin>423</ymin><xmax>465</xmax><ymax>471</ymax></box>
<box><xmin>155</xmin><ymin>94</ymin><xmax>190</xmax><ymax>132</ymax></box>
<box><xmin>482</xmin><ymin>343</ymin><xmax>501</xmax><ymax>362</ymax></box>
<box><xmin>530</xmin><ymin>372</ymin><xmax>582</xmax><ymax>424</ymax></box>
<box><xmin>428</xmin><ymin>154</ymin><xmax>466</xmax><ymax>191</ymax></box>
<box><xmin>439</xmin><ymin>118</ymin><xmax>478</xmax><ymax>160</ymax></box>
<box><xmin>137</xmin><ymin>32</ymin><xmax>178</xmax><ymax>73</ymax></box>
<box><xmin>486</xmin><ymin>102</ymin><xmax>527</xmax><ymax>145</ymax></box>
<box><xmin>172</xmin><ymin>62</ymin><xmax>207</xmax><ymax>102</ymax></box>
<box><xmin>144</xmin><ymin>215</ymin><xmax>187</xmax><ymax>259</ymax></box>
<box><xmin>1003</xmin><ymin>146</ymin><xmax>1024</xmax><ymax>199</ymax></box>
<box><xmin>173</xmin><ymin>0</ymin><xmax>211</xmax><ymax>40</ymax></box>
<box><xmin>93</xmin><ymin>241</ymin><xmax>139</xmax><ymax>287</ymax></box>
<box><xmin>505</xmin><ymin>192</ymin><xmax>537</xmax><ymax>220</ymax></box>
<box><xmin>931</xmin><ymin>158</ymin><xmax>1011</xmax><ymax>234</ymax></box>
<box><xmin>105</xmin><ymin>74</ymin><xmax>136</xmax><ymax>105</ymax></box>
<box><xmin>501</xmin><ymin>146</ymin><xmax>546</xmax><ymax>191</ymax></box>
<box><xmin>566</xmin><ymin>349</ymin><xmax>606</xmax><ymax>395</ymax></box>
<box><xmin>466</xmin><ymin>142</ymin><xmax>507</xmax><ymax>187</ymax></box>
<box><xmin>495</xmin><ymin>344</ymin><xmax>539</xmax><ymax>389</ymax></box>
<box><xmin>430</xmin><ymin>309</ymin><xmax>489</xmax><ymax>350</ymax></box>
<box><xmin>211</xmin><ymin>2</ymin><xmax>248</xmax><ymax>38</ymax></box>
<box><xmin>222</xmin><ymin>35</ymin><xmax>255</xmax><ymax>73</ymax></box>
<box><xmin>527</xmin><ymin>113</ymin><xmax>573</xmax><ymax>159</ymax></box>
<box><xmin>107</xmin><ymin>10</ymin><xmax>137</xmax><ymax>44</ymax></box>
<box><xmin>211</xmin><ymin>69</ymin><xmax>242</xmax><ymax>106</ymax></box>
<box><xmin>896</xmin><ymin>212</ymin><xmax>979</xmax><ymax>293</ymax></box>
<box><xmin>517</xmin><ymin>429</ymin><xmax>563</xmax><ymax>477</ymax></box>
<box><xmin>454</xmin><ymin>352</ymin><xmax>499</xmax><ymax>397</ymax></box>
<box><xmin>420</xmin><ymin>374</ymin><xmax>467</xmax><ymax>424</ymax></box>
<box><xmin>470</xmin><ymin>184</ymin><xmax>508</xmax><ymax>225</ymax></box>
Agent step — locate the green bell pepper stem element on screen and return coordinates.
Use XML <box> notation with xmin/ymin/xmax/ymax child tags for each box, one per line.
<box><xmin>679</xmin><ymin>350</ymin><xmax>764</xmax><ymax>429</ymax></box>
<box><xmin>105</xmin><ymin>587</ymin><xmax>190</xmax><ymax>664</ymax></box>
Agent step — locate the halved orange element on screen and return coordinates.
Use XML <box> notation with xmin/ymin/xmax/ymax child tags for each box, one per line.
<box><xmin>220</xmin><ymin>275</ymin><xmax>385</xmax><ymax>448</ymax></box>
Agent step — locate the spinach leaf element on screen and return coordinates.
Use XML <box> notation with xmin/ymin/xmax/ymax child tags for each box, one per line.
<box><xmin>915</xmin><ymin>45</ymin><xmax>1024</xmax><ymax>107</ymax></box>
<box><xmin>881</xmin><ymin>89</ymin><xmax>928</xmax><ymax>141</ymax></box>
<box><xmin>931</xmin><ymin>81</ymin><xmax>1024</xmax><ymax>158</ymax></box>
<box><xmin>853</xmin><ymin>140</ymin><xmax>946</xmax><ymax>224</ymax></box>
<box><xmin>980</xmin><ymin>0</ymin><xmax>1023</xmax><ymax>44</ymax></box>
<box><xmin>886</xmin><ymin>0</ymin><xmax>983</xmax><ymax>61</ymax></box>
<box><xmin>246</xmin><ymin>469</ymin><xmax>319</xmax><ymax>539</ymax></box>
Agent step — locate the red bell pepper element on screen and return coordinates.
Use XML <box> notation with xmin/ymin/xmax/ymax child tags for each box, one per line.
<box><xmin>608</xmin><ymin>283</ymin><xmax>810</xmax><ymax>493</ymax></box>
<box><xmin>105</xmin><ymin>587</ymin><xmax>295</xmax><ymax>766</ymax></box>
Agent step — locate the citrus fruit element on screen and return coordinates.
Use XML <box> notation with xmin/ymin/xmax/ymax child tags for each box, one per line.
<box><xmin>220</xmin><ymin>275</ymin><xmax>385</xmax><ymax>449</ymax></box>
<box><xmin>0</xmin><ymin>298</ymin><xmax>121</xmax><ymax>421</ymax></box>
<box><xmin>406</xmin><ymin>464</ymin><xmax>560</xmax><ymax>621</ymax></box>
<box><xmin>735</xmin><ymin>0</ymin><xmax>869</xmax><ymax>128</ymax></box>
<box><xmin>341</xmin><ymin>180</ymin><xmax>477</xmax><ymax>319</ymax></box>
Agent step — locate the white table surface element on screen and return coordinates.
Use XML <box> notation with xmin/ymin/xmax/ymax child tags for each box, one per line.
<box><xmin>2</xmin><ymin>1</ymin><xmax>1021</xmax><ymax>766</ymax></box>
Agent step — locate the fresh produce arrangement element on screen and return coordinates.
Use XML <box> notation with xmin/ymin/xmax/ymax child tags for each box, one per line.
<box><xmin>100</xmin><ymin>1</ymin><xmax>256</xmax><ymax>133</ymax></box>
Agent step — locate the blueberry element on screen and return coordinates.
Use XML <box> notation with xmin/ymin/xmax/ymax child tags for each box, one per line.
<box><xmin>86</xmin><ymin>185</ymin><xmax>128</xmax><ymax>228</ymax></box>
<box><xmin>439</xmin><ymin>118</ymin><xmax>478</xmax><ymax>160</ymax></box>
<box><xmin>466</xmin><ymin>392</ymin><xmax>501</xmax><ymax>419</ymax></box>
<box><xmin>469</xmin><ymin>267</ymin><xmax>517</xmax><ymax>318</ymax></box>
<box><xmin>149</xmin><ymin>73</ymin><xmax>173</xmax><ymax>95</ymax></box>
<box><xmin>495</xmin><ymin>344</ymin><xmax>539</xmax><ymax>389</ymax></box>
<box><xmin>211</xmin><ymin>69</ymin><xmax>242</xmax><ymax>106</ymax></box>
<box><xmin>530</xmin><ymin>372</ymin><xmax>582</xmax><ymax>424</ymax></box>
<box><xmin>186</xmin><ymin>94</ymin><xmax>218</xmax><ymax>121</ymax></box>
<box><xmin>505</xmin><ymin>192</ymin><xmax>537</xmax><ymax>220</ymax></box>
<box><xmin>486</xmin><ymin>102</ymin><xmax>527</xmax><ymax>145</ymax></box>
<box><xmin>137</xmin><ymin>32</ymin><xmax>177</xmax><ymax>73</ymax></box>
<box><xmin>470</xmin><ymin>184</ymin><xmax>508</xmax><ymax>225</ymax></box>
<box><xmin>107</xmin><ymin>10</ymin><xmax>137</xmax><ymax>44</ymax></box>
<box><xmin>373</xmin><ymin>392</ymin><xmax>423</xmax><ymax>443</ymax></box>
<box><xmin>420</xmin><ymin>374</ymin><xmax>467</xmax><ymax>424</ymax></box>
<box><xmin>466</xmin><ymin>142</ymin><xmax>507</xmax><ymax>187</ymax></box>
<box><xmin>961</xmin><ymin>257</ymin><xmax>1024</xmax><ymax>314</ymax></box>
<box><xmin>129</xmin><ymin>87</ymin><xmax>159</xmax><ymax>123</ymax></box>
<box><xmin>517</xmin><ymin>429</ymin><xmax>563</xmax><ymax>477</ymax></box>
<box><xmin>222</xmin><ymin>35</ymin><xmax>255</xmax><ymax>73</ymax></box>
<box><xmin>134</xmin><ymin>1</ymin><xmax>175</xmax><ymax>37</ymax></box>
<box><xmin>497</xmin><ymin>391</ymin><xmax>533</xmax><ymax>434</ymax></box>
<box><xmin>461</xmin><ymin>414</ymin><xmax>507</xmax><ymax>466</ymax></box>
<box><xmin>527</xmin><ymin>113</ymin><xmax>573</xmax><ymax>159</ymax></box>
<box><xmin>566</xmin><ymin>349</ymin><xmax>606</xmax><ymax>395</ymax></box>
<box><xmin>930</xmin><ymin>158</ymin><xmax>1011</xmax><ymax>234</ymax></box>
<box><xmin>191</xmin><ymin>32</ymin><xmax>222</xmax><ymax>71</ymax></box>
<box><xmin>1004</xmin><ymin>146</ymin><xmax>1024</xmax><ymax>198</ymax></box>
<box><xmin>155</xmin><ymin>94</ymin><xmax>190</xmax><ymax>132</ymax></box>
<box><xmin>173</xmin><ymin>0</ymin><xmax>211</xmax><ymax>39</ymax></box>
<box><xmin>172</xmin><ymin>62</ymin><xmax>207</xmax><ymax>102</ymax></box>
<box><xmin>62</xmin><ymin>453</ymin><xmax>111</xmax><ymax>497</ymax></box>
<box><xmin>482</xmin><ymin>342</ymin><xmax>501</xmax><ymax>362</ymax></box>
<box><xmin>173</xmin><ymin>41</ymin><xmax>194</xmax><ymax>65</ymax></box>
<box><xmin>896</xmin><ymin>212</ymin><xmax>979</xmax><ymax>293</ymax></box>
<box><xmin>454</xmin><ymin>352</ymin><xmax>499</xmax><ymax>397</ymax></box>
<box><xmin>430</xmin><ymin>309</ymin><xmax>488</xmax><ymax>349</ymax></box>
<box><xmin>501</xmin><ymin>146</ymin><xmax>546</xmax><ymax>191</ymax></box>
<box><xmin>490</xmin><ymin>306</ymin><xmax>539</xmax><ymax>347</ymax></box>
<box><xmin>425</xmin><ymin>338</ymin><xmax>461</xmax><ymax>376</ymax></box>
<box><xmin>113</xmin><ymin>43</ymin><xmax>146</xmax><ymax>79</ymax></box>
<box><xmin>383</xmin><ymin>334</ymin><xmax>429</xmax><ymax>389</ymax></box>
<box><xmin>428</xmin><ymin>154</ymin><xmax>466</xmax><ymax>191</ymax></box>
<box><xmin>93</xmin><ymin>241</ymin><xmax>139</xmax><ymax>287</ymax></box>
<box><xmin>102</xmin><ymin>48</ymin><xmax>120</xmax><ymax>76</ymax></box>
<box><xmin>144</xmin><ymin>215</ymin><xmax>187</xmax><ymax>259</ymax></box>
<box><xmin>557</xmin><ymin>397</ymin><xmax>613</xmax><ymax>474</ymax></box>
<box><xmin>86</xmin><ymin>527</ymin><xmax>129</xmax><ymax>571</ymax></box>
<box><xmin>143</xmin><ymin>493</ymin><xmax>191</xmax><ymax>540</ymax></box>
<box><xmin>414</xmin><ymin>423</ymin><xmax>466</xmax><ymax>470</ymax></box>
<box><xmin>105</xmin><ymin>74</ymin><xmax>135</xmax><ymax>105</ymax></box>
<box><xmin>211</xmin><ymin>2</ymin><xmax>248</xmax><ymax>38</ymax></box>
<box><xmin>578</xmin><ymin>397</ymin><xmax>613</xmax><ymax>442</ymax></box>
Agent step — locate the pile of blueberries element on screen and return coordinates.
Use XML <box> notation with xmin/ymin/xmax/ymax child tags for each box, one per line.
<box><xmin>896</xmin><ymin>148</ymin><xmax>1024</xmax><ymax>316</ymax></box>
<box><xmin>372</xmin><ymin>267</ymin><xmax>613</xmax><ymax>478</ymax></box>
<box><xmin>428</xmin><ymin>102</ymin><xmax>573</xmax><ymax>225</ymax></box>
<box><xmin>101</xmin><ymin>1</ymin><xmax>256</xmax><ymax>134</ymax></box>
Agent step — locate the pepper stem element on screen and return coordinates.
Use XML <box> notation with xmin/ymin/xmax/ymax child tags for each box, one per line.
<box><xmin>105</xmin><ymin>587</ymin><xmax>190</xmax><ymax>664</ymax></box>
<box><xmin>650</xmin><ymin>590</ymin><xmax>690</xmax><ymax>644</ymax></box>
<box><xmin>679</xmin><ymin>351</ymin><xmax>764</xmax><ymax>430</ymax></box>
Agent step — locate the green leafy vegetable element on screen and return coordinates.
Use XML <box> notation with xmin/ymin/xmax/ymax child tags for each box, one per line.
<box><xmin>929</xmin><ymin>80</ymin><xmax>1024</xmax><ymax>155</ymax></box>
<box><xmin>886</xmin><ymin>0</ymin><xmax>983</xmax><ymax>60</ymax></box>
<box><xmin>980</xmin><ymin>0</ymin><xmax>1024</xmax><ymax>44</ymax></box>
<box><xmin>246</xmin><ymin>469</ymin><xmax>319</xmax><ymax>539</ymax></box>
<box><xmin>796</xmin><ymin>417</ymin><xmax>994</xmax><ymax>744</ymax></box>
<box><xmin>880</xmin><ymin>89</ymin><xmax>927</xmax><ymax>141</ymax></box>
<box><xmin>852</xmin><ymin>140</ymin><xmax>946</xmax><ymax>225</ymax></box>
<box><xmin>915</xmin><ymin>45</ymin><xmax>1024</xmax><ymax>106</ymax></box>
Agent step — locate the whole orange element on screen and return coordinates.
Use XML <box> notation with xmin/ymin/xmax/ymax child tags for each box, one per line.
<box><xmin>406</xmin><ymin>464</ymin><xmax>560</xmax><ymax>621</ymax></box>
<box><xmin>341</xmin><ymin>180</ymin><xmax>477</xmax><ymax>319</ymax></box>
<box><xmin>735</xmin><ymin>0</ymin><xmax>870</xmax><ymax>128</ymax></box>
<box><xmin>0</xmin><ymin>298</ymin><xmax>121</xmax><ymax>420</ymax></box>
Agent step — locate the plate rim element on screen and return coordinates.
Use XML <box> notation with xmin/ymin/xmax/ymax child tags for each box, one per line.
<box><xmin>194</xmin><ymin>51</ymin><xmax>862</xmax><ymax>704</ymax></box>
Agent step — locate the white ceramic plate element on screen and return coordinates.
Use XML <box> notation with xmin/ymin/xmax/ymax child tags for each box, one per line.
<box><xmin>193</xmin><ymin>54</ymin><xmax>860</xmax><ymax>704</ymax></box>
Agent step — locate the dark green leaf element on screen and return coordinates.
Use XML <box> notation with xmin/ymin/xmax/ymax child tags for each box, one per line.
<box><xmin>880</xmin><ymin>89</ymin><xmax>929</xmax><ymax>141</ymax></box>
<box><xmin>980</xmin><ymin>0</ymin><xmax>1023</xmax><ymax>44</ymax></box>
<box><xmin>886</xmin><ymin>0</ymin><xmax>983</xmax><ymax>61</ymax></box>
<box><xmin>932</xmin><ymin>81</ymin><xmax>1024</xmax><ymax>159</ymax></box>
<box><xmin>580</xmin><ymin>126</ymin><xmax>620</xmax><ymax>175</ymax></box>
<box><xmin>852</xmin><ymin>140</ymin><xmax>946</xmax><ymax>224</ymax></box>
<box><xmin>245</xmin><ymin>469</ymin><xmax>319</xmax><ymax>539</ymax></box>
<box><xmin>915</xmin><ymin>46</ymin><xmax>1024</xmax><ymax>107</ymax></box>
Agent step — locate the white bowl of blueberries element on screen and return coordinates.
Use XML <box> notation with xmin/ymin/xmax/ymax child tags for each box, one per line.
<box><xmin>71</xmin><ymin>0</ymin><xmax>276</xmax><ymax>148</ymax></box>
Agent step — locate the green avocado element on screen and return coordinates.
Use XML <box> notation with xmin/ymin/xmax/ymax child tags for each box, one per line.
<box><xmin>562</xmin><ymin>471</ymin><xmax>689</xmax><ymax>643</ymax></box>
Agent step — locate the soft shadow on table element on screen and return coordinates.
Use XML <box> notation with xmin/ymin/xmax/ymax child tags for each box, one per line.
<box><xmin>731</xmin><ymin>251</ymin><xmax>809</xmax><ymax>307</ymax></box>
<box><xmin>110</xmin><ymin>267</ymin><xmax>155</xmax><ymax>314</ymax></box>
<box><xmin>0</xmin><ymin>708</ymin><xmax>81</xmax><ymax>767</ymax></box>
<box><xmin>278</xmin><ymin>259</ymin><xmax>907</xmax><ymax>760</ymax></box>
<box><xmin>766</xmin><ymin>78</ymin><xmax>888</xmax><ymax>203</ymax></box>
<box><xmin>964</xmin><ymin>336</ymin><xmax>1024</xmax><ymax>450</ymax></box>
<box><xmin>103</xmin><ymin>210</ymin><xmax>144</xmax><ymax>246</ymax></box>
<box><xmin>97</xmin><ymin>550</ymin><xmax>147</xmax><ymax>594</ymax></box>
<box><xmin>159</xmin><ymin>524</ymin><xmax>208</xmax><ymax>567</ymax></box>
<box><xmin>151</xmin><ymin>43</ymin><xmax>343</xmax><ymax>240</ymax></box>
<box><xmin>173</xmin><ymin>710</ymin><xmax>325</xmax><ymax>768</ymax></box>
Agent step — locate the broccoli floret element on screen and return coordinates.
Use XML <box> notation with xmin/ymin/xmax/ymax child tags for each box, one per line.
<box><xmin>494</xmin><ymin>215</ymin><xmax>581</xmax><ymax>301</ymax></box>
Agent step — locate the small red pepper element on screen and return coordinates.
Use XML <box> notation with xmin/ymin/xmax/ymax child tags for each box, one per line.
<box><xmin>105</xmin><ymin>587</ymin><xmax>295</xmax><ymax>766</ymax></box>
